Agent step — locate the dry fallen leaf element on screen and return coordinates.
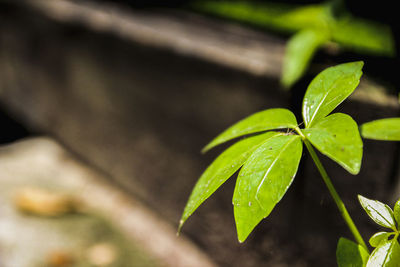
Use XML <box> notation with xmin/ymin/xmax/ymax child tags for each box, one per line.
<box><xmin>14</xmin><ymin>187</ymin><xmax>78</xmax><ymax>216</ymax></box>
<box><xmin>86</xmin><ymin>242</ymin><xmax>117</xmax><ymax>266</ymax></box>
<box><xmin>46</xmin><ymin>250</ymin><xmax>74</xmax><ymax>267</ymax></box>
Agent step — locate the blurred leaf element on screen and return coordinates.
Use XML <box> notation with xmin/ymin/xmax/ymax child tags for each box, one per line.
<box><xmin>367</xmin><ymin>238</ymin><xmax>400</xmax><ymax>267</ymax></box>
<box><xmin>192</xmin><ymin>1</ymin><xmax>394</xmax><ymax>57</ymax></box>
<box><xmin>233</xmin><ymin>134</ymin><xmax>302</xmax><ymax>242</ymax></box>
<box><xmin>336</xmin><ymin>237</ymin><xmax>369</xmax><ymax>267</ymax></box>
<box><xmin>179</xmin><ymin>131</ymin><xmax>281</xmax><ymax>230</ymax></box>
<box><xmin>302</xmin><ymin>61</ymin><xmax>363</xmax><ymax>127</ymax></box>
<box><xmin>192</xmin><ymin>1</ymin><xmax>330</xmax><ymax>33</ymax></box>
<box><xmin>332</xmin><ymin>16</ymin><xmax>395</xmax><ymax>57</ymax></box>
<box><xmin>15</xmin><ymin>187</ymin><xmax>77</xmax><ymax>217</ymax></box>
<box><xmin>303</xmin><ymin>113</ymin><xmax>362</xmax><ymax>174</ymax></box>
<box><xmin>282</xmin><ymin>29</ymin><xmax>329</xmax><ymax>88</ymax></box>
<box><xmin>369</xmin><ymin>232</ymin><xmax>392</xmax><ymax>248</ymax></box>
<box><xmin>202</xmin><ymin>108</ymin><xmax>297</xmax><ymax>152</ymax></box>
<box><xmin>361</xmin><ymin>118</ymin><xmax>400</xmax><ymax>141</ymax></box>
<box><xmin>358</xmin><ymin>195</ymin><xmax>396</xmax><ymax>230</ymax></box>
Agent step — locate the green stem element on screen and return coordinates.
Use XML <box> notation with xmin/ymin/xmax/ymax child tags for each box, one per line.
<box><xmin>303</xmin><ymin>139</ymin><xmax>368</xmax><ymax>251</ymax></box>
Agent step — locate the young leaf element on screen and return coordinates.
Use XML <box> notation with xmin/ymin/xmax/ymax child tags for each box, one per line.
<box><xmin>361</xmin><ymin>118</ymin><xmax>400</xmax><ymax>141</ymax></box>
<box><xmin>233</xmin><ymin>134</ymin><xmax>302</xmax><ymax>242</ymax></box>
<box><xmin>302</xmin><ymin>61</ymin><xmax>363</xmax><ymax>127</ymax></box>
<box><xmin>179</xmin><ymin>131</ymin><xmax>282</xmax><ymax>230</ymax></box>
<box><xmin>202</xmin><ymin>109</ymin><xmax>297</xmax><ymax>153</ymax></box>
<box><xmin>394</xmin><ymin>198</ymin><xmax>400</xmax><ymax>228</ymax></box>
<box><xmin>282</xmin><ymin>29</ymin><xmax>329</xmax><ymax>88</ymax></box>
<box><xmin>303</xmin><ymin>113</ymin><xmax>362</xmax><ymax>174</ymax></box>
<box><xmin>336</xmin><ymin>237</ymin><xmax>369</xmax><ymax>267</ymax></box>
<box><xmin>358</xmin><ymin>195</ymin><xmax>396</xmax><ymax>230</ymax></box>
<box><xmin>369</xmin><ymin>232</ymin><xmax>392</xmax><ymax>248</ymax></box>
<box><xmin>367</xmin><ymin>238</ymin><xmax>400</xmax><ymax>267</ymax></box>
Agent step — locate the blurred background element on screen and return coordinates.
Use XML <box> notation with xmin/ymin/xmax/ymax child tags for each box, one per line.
<box><xmin>0</xmin><ymin>0</ymin><xmax>399</xmax><ymax>266</ymax></box>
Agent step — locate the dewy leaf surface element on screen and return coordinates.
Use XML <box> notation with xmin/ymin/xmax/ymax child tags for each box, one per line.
<box><xmin>366</xmin><ymin>238</ymin><xmax>400</xmax><ymax>267</ymax></box>
<box><xmin>361</xmin><ymin>118</ymin><xmax>400</xmax><ymax>141</ymax></box>
<box><xmin>302</xmin><ymin>61</ymin><xmax>363</xmax><ymax>127</ymax></box>
<box><xmin>358</xmin><ymin>195</ymin><xmax>396</xmax><ymax>230</ymax></box>
<box><xmin>303</xmin><ymin>113</ymin><xmax>362</xmax><ymax>174</ymax></box>
<box><xmin>336</xmin><ymin>237</ymin><xmax>369</xmax><ymax>267</ymax></box>
<box><xmin>369</xmin><ymin>232</ymin><xmax>392</xmax><ymax>248</ymax></box>
<box><xmin>179</xmin><ymin>132</ymin><xmax>281</xmax><ymax>229</ymax></box>
<box><xmin>282</xmin><ymin>29</ymin><xmax>329</xmax><ymax>88</ymax></box>
<box><xmin>233</xmin><ymin>134</ymin><xmax>302</xmax><ymax>242</ymax></box>
<box><xmin>202</xmin><ymin>108</ymin><xmax>297</xmax><ymax>152</ymax></box>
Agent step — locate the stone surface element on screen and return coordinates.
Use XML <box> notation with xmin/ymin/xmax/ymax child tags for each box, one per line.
<box><xmin>0</xmin><ymin>137</ymin><xmax>216</xmax><ymax>267</ymax></box>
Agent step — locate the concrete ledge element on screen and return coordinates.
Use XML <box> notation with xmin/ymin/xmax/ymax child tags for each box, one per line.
<box><xmin>0</xmin><ymin>137</ymin><xmax>217</xmax><ymax>267</ymax></box>
<box><xmin>25</xmin><ymin>0</ymin><xmax>285</xmax><ymax>78</ymax></box>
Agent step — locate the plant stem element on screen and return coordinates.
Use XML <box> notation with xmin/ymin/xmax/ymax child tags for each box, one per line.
<box><xmin>303</xmin><ymin>139</ymin><xmax>368</xmax><ymax>251</ymax></box>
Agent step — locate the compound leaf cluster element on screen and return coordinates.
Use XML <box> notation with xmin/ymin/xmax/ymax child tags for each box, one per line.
<box><xmin>337</xmin><ymin>196</ymin><xmax>400</xmax><ymax>267</ymax></box>
<box><xmin>180</xmin><ymin>62</ymin><xmax>364</xmax><ymax>242</ymax></box>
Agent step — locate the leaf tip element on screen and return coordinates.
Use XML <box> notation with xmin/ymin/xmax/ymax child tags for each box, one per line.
<box><xmin>237</xmin><ymin>235</ymin><xmax>245</xmax><ymax>243</ymax></box>
<box><xmin>236</xmin><ymin>225</ymin><xmax>251</xmax><ymax>243</ymax></box>
<box><xmin>355</xmin><ymin>60</ymin><xmax>364</xmax><ymax>68</ymax></box>
<box><xmin>280</xmin><ymin>76</ymin><xmax>294</xmax><ymax>90</ymax></box>
<box><xmin>177</xmin><ymin>219</ymin><xmax>185</xmax><ymax>236</ymax></box>
<box><xmin>348</xmin><ymin>166</ymin><xmax>361</xmax><ymax>175</ymax></box>
<box><xmin>201</xmin><ymin>145</ymin><xmax>210</xmax><ymax>154</ymax></box>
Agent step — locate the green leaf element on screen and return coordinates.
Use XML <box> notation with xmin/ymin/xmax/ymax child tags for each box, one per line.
<box><xmin>282</xmin><ymin>29</ymin><xmax>329</xmax><ymax>88</ymax></box>
<box><xmin>193</xmin><ymin>1</ymin><xmax>394</xmax><ymax>57</ymax></box>
<box><xmin>303</xmin><ymin>113</ymin><xmax>362</xmax><ymax>174</ymax></box>
<box><xmin>302</xmin><ymin>61</ymin><xmax>363</xmax><ymax>127</ymax></box>
<box><xmin>192</xmin><ymin>1</ymin><xmax>331</xmax><ymax>34</ymax></box>
<box><xmin>202</xmin><ymin>109</ymin><xmax>297</xmax><ymax>153</ymax></box>
<box><xmin>361</xmin><ymin>118</ymin><xmax>400</xmax><ymax>141</ymax></box>
<box><xmin>367</xmin><ymin>238</ymin><xmax>400</xmax><ymax>267</ymax></box>
<box><xmin>394</xmin><ymin>198</ymin><xmax>400</xmax><ymax>229</ymax></box>
<box><xmin>358</xmin><ymin>195</ymin><xmax>396</xmax><ymax>230</ymax></box>
<box><xmin>336</xmin><ymin>237</ymin><xmax>369</xmax><ymax>267</ymax></box>
<box><xmin>332</xmin><ymin>16</ymin><xmax>395</xmax><ymax>57</ymax></box>
<box><xmin>233</xmin><ymin>134</ymin><xmax>302</xmax><ymax>242</ymax></box>
<box><xmin>179</xmin><ymin>131</ymin><xmax>281</xmax><ymax>230</ymax></box>
<box><xmin>370</xmin><ymin>232</ymin><xmax>392</xmax><ymax>248</ymax></box>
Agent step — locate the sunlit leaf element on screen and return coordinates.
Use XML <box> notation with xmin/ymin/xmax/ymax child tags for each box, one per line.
<box><xmin>369</xmin><ymin>232</ymin><xmax>392</xmax><ymax>248</ymax></box>
<box><xmin>358</xmin><ymin>195</ymin><xmax>396</xmax><ymax>230</ymax></box>
<box><xmin>179</xmin><ymin>131</ymin><xmax>282</xmax><ymax>230</ymax></box>
<box><xmin>367</xmin><ymin>238</ymin><xmax>400</xmax><ymax>267</ymax></box>
<box><xmin>336</xmin><ymin>237</ymin><xmax>369</xmax><ymax>267</ymax></box>
<box><xmin>282</xmin><ymin>29</ymin><xmax>329</xmax><ymax>88</ymax></box>
<box><xmin>233</xmin><ymin>134</ymin><xmax>302</xmax><ymax>242</ymax></box>
<box><xmin>361</xmin><ymin>118</ymin><xmax>400</xmax><ymax>141</ymax></box>
<box><xmin>302</xmin><ymin>61</ymin><xmax>363</xmax><ymax>127</ymax></box>
<box><xmin>303</xmin><ymin>113</ymin><xmax>362</xmax><ymax>174</ymax></box>
<box><xmin>202</xmin><ymin>108</ymin><xmax>297</xmax><ymax>153</ymax></box>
